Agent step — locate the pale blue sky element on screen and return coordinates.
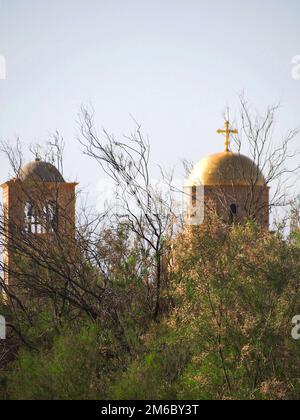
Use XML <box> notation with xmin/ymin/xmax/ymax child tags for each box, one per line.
<box><xmin>0</xmin><ymin>0</ymin><xmax>299</xmax><ymax>203</ymax></box>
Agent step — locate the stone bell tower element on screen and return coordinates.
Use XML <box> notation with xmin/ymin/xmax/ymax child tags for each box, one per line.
<box><xmin>185</xmin><ymin>121</ymin><xmax>270</xmax><ymax>228</ymax></box>
<box><xmin>1</xmin><ymin>159</ymin><xmax>77</xmax><ymax>294</ymax></box>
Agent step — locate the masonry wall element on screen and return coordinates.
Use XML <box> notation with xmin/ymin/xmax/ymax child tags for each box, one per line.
<box><xmin>1</xmin><ymin>180</ymin><xmax>77</xmax><ymax>292</ymax></box>
<box><xmin>203</xmin><ymin>185</ymin><xmax>269</xmax><ymax>229</ymax></box>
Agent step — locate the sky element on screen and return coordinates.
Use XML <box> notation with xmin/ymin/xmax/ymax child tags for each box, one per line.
<box><xmin>0</xmin><ymin>0</ymin><xmax>299</xmax><ymax>209</ymax></box>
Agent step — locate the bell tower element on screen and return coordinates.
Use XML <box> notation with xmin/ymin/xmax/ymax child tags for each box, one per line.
<box><xmin>1</xmin><ymin>159</ymin><xmax>77</xmax><ymax>295</ymax></box>
<box><xmin>185</xmin><ymin>121</ymin><xmax>270</xmax><ymax>228</ymax></box>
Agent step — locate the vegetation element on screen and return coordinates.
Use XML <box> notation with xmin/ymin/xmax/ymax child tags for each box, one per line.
<box><xmin>1</xmin><ymin>219</ymin><xmax>300</xmax><ymax>400</ymax></box>
<box><xmin>1</xmin><ymin>101</ymin><xmax>300</xmax><ymax>400</ymax></box>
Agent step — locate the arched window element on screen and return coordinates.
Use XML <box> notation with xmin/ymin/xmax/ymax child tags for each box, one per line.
<box><xmin>24</xmin><ymin>202</ymin><xmax>33</xmax><ymax>233</ymax></box>
<box><xmin>24</xmin><ymin>202</ymin><xmax>42</xmax><ymax>234</ymax></box>
<box><xmin>24</xmin><ymin>201</ymin><xmax>58</xmax><ymax>234</ymax></box>
<box><xmin>44</xmin><ymin>201</ymin><xmax>58</xmax><ymax>232</ymax></box>
<box><xmin>229</xmin><ymin>203</ymin><xmax>237</xmax><ymax>224</ymax></box>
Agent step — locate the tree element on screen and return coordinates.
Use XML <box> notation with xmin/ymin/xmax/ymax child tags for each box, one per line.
<box><xmin>234</xmin><ymin>96</ymin><xmax>300</xmax><ymax>216</ymax></box>
<box><xmin>79</xmin><ymin>108</ymin><xmax>178</xmax><ymax>319</ymax></box>
<box><xmin>111</xmin><ymin>220</ymin><xmax>300</xmax><ymax>400</ymax></box>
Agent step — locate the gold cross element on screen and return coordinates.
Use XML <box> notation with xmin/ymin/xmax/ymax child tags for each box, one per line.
<box><xmin>217</xmin><ymin>120</ymin><xmax>238</xmax><ymax>152</ymax></box>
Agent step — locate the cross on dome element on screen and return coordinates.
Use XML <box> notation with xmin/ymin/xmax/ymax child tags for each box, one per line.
<box><xmin>217</xmin><ymin>120</ymin><xmax>238</xmax><ymax>152</ymax></box>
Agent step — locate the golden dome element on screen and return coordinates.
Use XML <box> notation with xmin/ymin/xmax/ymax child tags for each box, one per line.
<box><xmin>186</xmin><ymin>152</ymin><xmax>266</xmax><ymax>187</ymax></box>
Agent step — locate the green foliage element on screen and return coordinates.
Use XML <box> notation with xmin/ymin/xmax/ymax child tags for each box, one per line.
<box><xmin>107</xmin><ymin>222</ymin><xmax>300</xmax><ymax>400</ymax></box>
<box><xmin>8</xmin><ymin>324</ymin><xmax>109</xmax><ymax>400</ymax></box>
<box><xmin>110</xmin><ymin>325</ymin><xmax>190</xmax><ymax>400</ymax></box>
<box><xmin>3</xmin><ymin>221</ymin><xmax>300</xmax><ymax>400</ymax></box>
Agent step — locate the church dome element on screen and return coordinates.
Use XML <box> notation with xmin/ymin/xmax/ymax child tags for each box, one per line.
<box><xmin>187</xmin><ymin>152</ymin><xmax>266</xmax><ymax>187</ymax></box>
<box><xmin>19</xmin><ymin>159</ymin><xmax>65</xmax><ymax>183</ymax></box>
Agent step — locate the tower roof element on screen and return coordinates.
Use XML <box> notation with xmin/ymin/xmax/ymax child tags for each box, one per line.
<box><xmin>19</xmin><ymin>159</ymin><xmax>65</xmax><ymax>183</ymax></box>
<box><xmin>186</xmin><ymin>152</ymin><xmax>266</xmax><ymax>187</ymax></box>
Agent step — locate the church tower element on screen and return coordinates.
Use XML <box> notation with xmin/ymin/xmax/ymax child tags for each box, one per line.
<box><xmin>185</xmin><ymin>121</ymin><xmax>269</xmax><ymax>228</ymax></box>
<box><xmin>1</xmin><ymin>159</ymin><xmax>77</xmax><ymax>293</ymax></box>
